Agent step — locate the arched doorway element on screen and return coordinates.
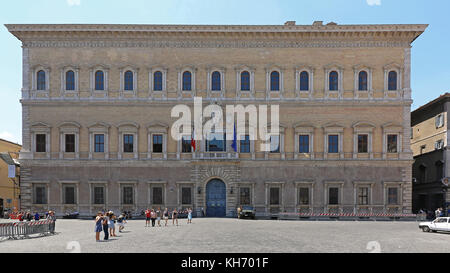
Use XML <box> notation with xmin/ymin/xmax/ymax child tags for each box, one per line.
<box><xmin>206</xmin><ymin>179</ymin><xmax>226</xmax><ymax>217</ymax></box>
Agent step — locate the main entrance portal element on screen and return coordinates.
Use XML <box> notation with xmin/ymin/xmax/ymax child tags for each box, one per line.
<box><xmin>205</xmin><ymin>179</ymin><xmax>226</xmax><ymax>217</ymax></box>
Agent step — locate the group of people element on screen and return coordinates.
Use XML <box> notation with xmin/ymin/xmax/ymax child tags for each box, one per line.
<box><xmin>94</xmin><ymin>208</ymin><xmax>193</xmax><ymax>242</ymax></box>
<box><xmin>419</xmin><ymin>207</ymin><xmax>449</xmax><ymax>220</ymax></box>
<box><xmin>94</xmin><ymin>211</ymin><xmax>127</xmax><ymax>242</ymax></box>
<box><xmin>10</xmin><ymin>210</ymin><xmax>56</xmax><ymax>233</ymax></box>
<box><xmin>144</xmin><ymin>208</ymin><xmax>193</xmax><ymax>227</ymax></box>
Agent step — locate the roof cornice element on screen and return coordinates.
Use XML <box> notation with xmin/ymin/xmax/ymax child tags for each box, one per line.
<box><xmin>5</xmin><ymin>23</ymin><xmax>428</xmax><ymax>43</ymax></box>
<box><xmin>5</xmin><ymin>23</ymin><xmax>428</xmax><ymax>32</ymax></box>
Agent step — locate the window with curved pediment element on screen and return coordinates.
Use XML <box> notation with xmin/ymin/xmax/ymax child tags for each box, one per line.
<box><xmin>388</xmin><ymin>71</ymin><xmax>397</xmax><ymax>91</ymax></box>
<box><xmin>37</xmin><ymin>70</ymin><xmax>46</xmax><ymax>90</ymax></box>
<box><xmin>95</xmin><ymin>70</ymin><xmax>104</xmax><ymax>90</ymax></box>
<box><xmin>270</xmin><ymin>71</ymin><xmax>280</xmax><ymax>91</ymax></box>
<box><xmin>211</xmin><ymin>71</ymin><xmax>221</xmax><ymax>91</ymax></box>
<box><xmin>66</xmin><ymin>70</ymin><xmax>75</xmax><ymax>91</ymax></box>
<box><xmin>299</xmin><ymin>71</ymin><xmax>309</xmax><ymax>91</ymax></box>
<box><xmin>182</xmin><ymin>71</ymin><xmax>192</xmax><ymax>91</ymax></box>
<box><xmin>153</xmin><ymin>71</ymin><xmax>163</xmax><ymax>91</ymax></box>
<box><xmin>358</xmin><ymin>71</ymin><xmax>368</xmax><ymax>91</ymax></box>
<box><xmin>124</xmin><ymin>70</ymin><xmax>134</xmax><ymax>91</ymax></box>
<box><xmin>241</xmin><ymin>71</ymin><xmax>250</xmax><ymax>91</ymax></box>
<box><xmin>329</xmin><ymin>71</ymin><xmax>339</xmax><ymax>91</ymax></box>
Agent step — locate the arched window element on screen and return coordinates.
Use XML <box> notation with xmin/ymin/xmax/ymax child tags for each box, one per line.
<box><xmin>358</xmin><ymin>71</ymin><xmax>368</xmax><ymax>91</ymax></box>
<box><xmin>270</xmin><ymin>71</ymin><xmax>280</xmax><ymax>91</ymax></box>
<box><xmin>211</xmin><ymin>71</ymin><xmax>221</xmax><ymax>91</ymax></box>
<box><xmin>66</xmin><ymin>70</ymin><xmax>75</xmax><ymax>91</ymax></box>
<box><xmin>153</xmin><ymin>71</ymin><xmax>163</xmax><ymax>91</ymax></box>
<box><xmin>37</xmin><ymin>70</ymin><xmax>46</xmax><ymax>90</ymax></box>
<box><xmin>241</xmin><ymin>71</ymin><xmax>250</xmax><ymax>91</ymax></box>
<box><xmin>95</xmin><ymin>70</ymin><xmax>104</xmax><ymax>91</ymax></box>
<box><xmin>182</xmin><ymin>71</ymin><xmax>192</xmax><ymax>91</ymax></box>
<box><xmin>329</xmin><ymin>71</ymin><xmax>338</xmax><ymax>91</ymax></box>
<box><xmin>300</xmin><ymin>71</ymin><xmax>309</xmax><ymax>91</ymax></box>
<box><xmin>388</xmin><ymin>71</ymin><xmax>397</xmax><ymax>91</ymax></box>
<box><xmin>124</xmin><ymin>70</ymin><xmax>133</xmax><ymax>91</ymax></box>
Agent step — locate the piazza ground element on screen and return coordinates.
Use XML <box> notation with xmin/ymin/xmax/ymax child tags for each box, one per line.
<box><xmin>0</xmin><ymin>218</ymin><xmax>449</xmax><ymax>253</ymax></box>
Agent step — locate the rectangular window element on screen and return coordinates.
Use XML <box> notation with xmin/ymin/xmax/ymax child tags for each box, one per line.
<box><xmin>387</xmin><ymin>187</ymin><xmax>398</xmax><ymax>205</ymax></box>
<box><xmin>65</xmin><ymin>134</ymin><xmax>75</xmax><ymax>153</ymax></box>
<box><xmin>34</xmin><ymin>186</ymin><xmax>47</xmax><ymax>204</ymax></box>
<box><xmin>123</xmin><ymin>134</ymin><xmax>134</xmax><ymax>153</ymax></box>
<box><xmin>329</xmin><ymin>187</ymin><xmax>339</xmax><ymax>205</ymax></box>
<box><xmin>206</xmin><ymin>133</ymin><xmax>226</xmax><ymax>152</ymax></box>
<box><xmin>358</xmin><ymin>187</ymin><xmax>369</xmax><ymax>205</ymax></box>
<box><xmin>270</xmin><ymin>135</ymin><xmax>280</xmax><ymax>153</ymax></box>
<box><xmin>435</xmin><ymin>114</ymin><xmax>444</xmax><ymax>128</ymax></box>
<box><xmin>94</xmin><ymin>134</ymin><xmax>105</xmax><ymax>153</ymax></box>
<box><xmin>387</xmin><ymin>134</ymin><xmax>398</xmax><ymax>153</ymax></box>
<box><xmin>328</xmin><ymin>135</ymin><xmax>339</xmax><ymax>153</ymax></box>
<box><xmin>358</xmin><ymin>134</ymin><xmax>368</xmax><ymax>153</ymax></box>
<box><xmin>181</xmin><ymin>187</ymin><xmax>192</xmax><ymax>205</ymax></box>
<box><xmin>64</xmin><ymin>186</ymin><xmax>76</xmax><ymax>204</ymax></box>
<box><xmin>152</xmin><ymin>187</ymin><xmax>163</xmax><ymax>205</ymax></box>
<box><xmin>239</xmin><ymin>187</ymin><xmax>251</xmax><ymax>205</ymax></box>
<box><xmin>36</xmin><ymin>134</ymin><xmax>46</xmax><ymax>153</ymax></box>
<box><xmin>298</xmin><ymin>135</ymin><xmax>309</xmax><ymax>153</ymax></box>
<box><xmin>93</xmin><ymin>186</ymin><xmax>104</xmax><ymax>205</ymax></box>
<box><xmin>182</xmin><ymin>136</ymin><xmax>192</xmax><ymax>153</ymax></box>
<box><xmin>269</xmin><ymin>187</ymin><xmax>280</xmax><ymax>205</ymax></box>
<box><xmin>298</xmin><ymin>188</ymin><xmax>309</xmax><ymax>205</ymax></box>
<box><xmin>435</xmin><ymin>139</ymin><xmax>444</xmax><ymax>150</ymax></box>
<box><xmin>152</xmin><ymin>134</ymin><xmax>163</xmax><ymax>153</ymax></box>
<box><xmin>122</xmin><ymin>186</ymin><xmax>134</xmax><ymax>204</ymax></box>
<box><xmin>240</xmin><ymin>135</ymin><xmax>250</xmax><ymax>153</ymax></box>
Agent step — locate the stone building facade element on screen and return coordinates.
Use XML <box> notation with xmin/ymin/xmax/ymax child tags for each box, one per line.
<box><xmin>411</xmin><ymin>93</ymin><xmax>450</xmax><ymax>213</ymax></box>
<box><xmin>7</xmin><ymin>22</ymin><xmax>426</xmax><ymax>217</ymax></box>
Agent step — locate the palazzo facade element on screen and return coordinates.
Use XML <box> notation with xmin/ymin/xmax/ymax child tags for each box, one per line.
<box><xmin>7</xmin><ymin>21</ymin><xmax>427</xmax><ymax>217</ymax></box>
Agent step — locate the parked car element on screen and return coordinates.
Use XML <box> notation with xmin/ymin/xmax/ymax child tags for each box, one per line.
<box><xmin>62</xmin><ymin>211</ymin><xmax>79</xmax><ymax>219</ymax></box>
<box><xmin>419</xmin><ymin>217</ymin><xmax>450</xmax><ymax>233</ymax></box>
<box><xmin>239</xmin><ymin>206</ymin><xmax>256</xmax><ymax>219</ymax></box>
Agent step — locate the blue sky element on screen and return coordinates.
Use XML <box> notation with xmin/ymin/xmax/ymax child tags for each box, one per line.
<box><xmin>0</xmin><ymin>0</ymin><xmax>448</xmax><ymax>144</ymax></box>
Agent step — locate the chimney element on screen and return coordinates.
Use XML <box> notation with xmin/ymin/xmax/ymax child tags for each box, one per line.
<box><xmin>312</xmin><ymin>21</ymin><xmax>323</xmax><ymax>26</ymax></box>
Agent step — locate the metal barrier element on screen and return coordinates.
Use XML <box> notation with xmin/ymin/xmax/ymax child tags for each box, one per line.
<box><xmin>273</xmin><ymin>212</ymin><xmax>421</xmax><ymax>221</ymax></box>
<box><xmin>0</xmin><ymin>220</ymin><xmax>54</xmax><ymax>240</ymax></box>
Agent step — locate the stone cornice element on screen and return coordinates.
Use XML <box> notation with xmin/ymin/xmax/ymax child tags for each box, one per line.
<box><xmin>6</xmin><ymin>23</ymin><xmax>428</xmax><ymax>48</ymax></box>
<box><xmin>5</xmin><ymin>23</ymin><xmax>428</xmax><ymax>33</ymax></box>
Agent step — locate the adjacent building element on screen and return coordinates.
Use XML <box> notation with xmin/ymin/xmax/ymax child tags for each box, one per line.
<box><xmin>0</xmin><ymin>138</ymin><xmax>21</xmax><ymax>215</ymax></box>
<box><xmin>411</xmin><ymin>93</ymin><xmax>450</xmax><ymax>213</ymax></box>
<box><xmin>6</xmin><ymin>22</ymin><xmax>426</xmax><ymax>217</ymax></box>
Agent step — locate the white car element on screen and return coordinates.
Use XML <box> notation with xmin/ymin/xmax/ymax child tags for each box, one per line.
<box><xmin>419</xmin><ymin>217</ymin><xmax>450</xmax><ymax>233</ymax></box>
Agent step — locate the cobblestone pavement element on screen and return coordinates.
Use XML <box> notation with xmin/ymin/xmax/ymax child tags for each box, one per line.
<box><xmin>1</xmin><ymin>218</ymin><xmax>449</xmax><ymax>253</ymax></box>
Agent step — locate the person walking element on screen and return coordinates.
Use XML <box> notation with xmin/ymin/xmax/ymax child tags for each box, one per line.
<box><xmin>34</xmin><ymin>212</ymin><xmax>40</xmax><ymax>221</ymax></box>
<box><xmin>172</xmin><ymin>208</ymin><xmax>178</xmax><ymax>226</ymax></box>
<box><xmin>145</xmin><ymin>208</ymin><xmax>151</xmax><ymax>227</ymax></box>
<box><xmin>201</xmin><ymin>207</ymin><xmax>205</xmax><ymax>217</ymax></box>
<box><xmin>95</xmin><ymin>212</ymin><xmax>103</xmax><ymax>242</ymax></box>
<box><xmin>435</xmin><ymin>207</ymin><xmax>441</xmax><ymax>219</ymax></box>
<box><xmin>117</xmin><ymin>213</ymin><xmax>126</xmax><ymax>233</ymax></box>
<box><xmin>103</xmin><ymin>212</ymin><xmax>110</xmax><ymax>240</ymax></box>
<box><xmin>237</xmin><ymin>206</ymin><xmax>242</xmax><ymax>219</ymax></box>
<box><xmin>108</xmin><ymin>212</ymin><xmax>116</xmax><ymax>237</ymax></box>
<box><xmin>47</xmin><ymin>211</ymin><xmax>56</xmax><ymax>234</ymax></box>
<box><xmin>163</xmin><ymin>208</ymin><xmax>169</xmax><ymax>226</ymax></box>
<box><xmin>187</xmin><ymin>208</ymin><xmax>192</xmax><ymax>224</ymax></box>
<box><xmin>156</xmin><ymin>207</ymin><xmax>162</xmax><ymax>227</ymax></box>
<box><xmin>150</xmin><ymin>209</ymin><xmax>157</xmax><ymax>227</ymax></box>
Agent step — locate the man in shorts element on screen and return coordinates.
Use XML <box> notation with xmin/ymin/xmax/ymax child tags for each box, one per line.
<box><xmin>145</xmin><ymin>208</ymin><xmax>151</xmax><ymax>227</ymax></box>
